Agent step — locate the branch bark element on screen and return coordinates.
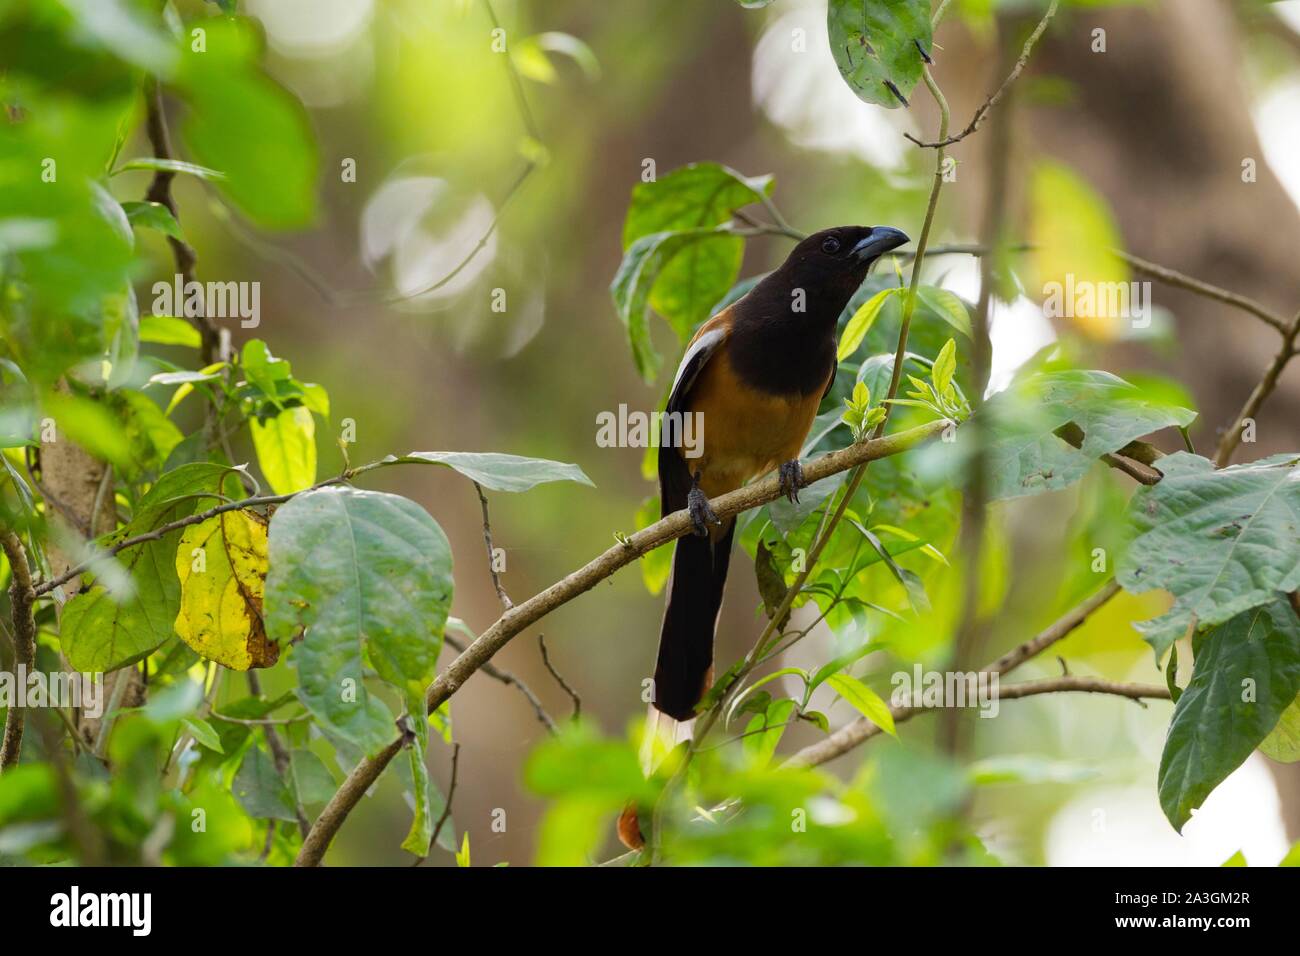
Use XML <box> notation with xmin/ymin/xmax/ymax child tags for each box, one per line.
<box><xmin>0</xmin><ymin>531</ymin><xmax>37</xmax><ymax>770</ymax></box>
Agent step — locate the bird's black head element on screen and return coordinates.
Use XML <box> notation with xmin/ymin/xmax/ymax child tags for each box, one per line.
<box><xmin>766</xmin><ymin>224</ymin><xmax>910</xmax><ymax>325</ymax></box>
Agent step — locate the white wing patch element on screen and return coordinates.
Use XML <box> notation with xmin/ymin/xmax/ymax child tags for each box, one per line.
<box><xmin>667</xmin><ymin>327</ymin><xmax>726</xmax><ymax>413</ymax></box>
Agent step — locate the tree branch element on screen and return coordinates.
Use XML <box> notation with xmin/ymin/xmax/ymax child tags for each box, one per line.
<box><xmin>1214</xmin><ymin>309</ymin><xmax>1300</xmax><ymax>466</ymax></box>
<box><xmin>786</xmin><ymin>579</ymin><xmax>1123</xmax><ymax>767</ymax></box>
<box><xmin>293</xmin><ymin>419</ymin><xmax>950</xmax><ymax>865</ymax></box>
<box><xmin>0</xmin><ymin>530</ymin><xmax>37</xmax><ymax>771</ymax></box>
<box><xmin>905</xmin><ymin>0</ymin><xmax>1060</xmax><ymax>149</ymax></box>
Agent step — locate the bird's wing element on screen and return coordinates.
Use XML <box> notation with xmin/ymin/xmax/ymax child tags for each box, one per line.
<box><xmin>658</xmin><ymin>314</ymin><xmax>730</xmax><ymax>517</ymax></box>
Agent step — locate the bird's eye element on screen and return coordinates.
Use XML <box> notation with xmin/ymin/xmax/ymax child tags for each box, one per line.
<box><xmin>821</xmin><ymin>236</ymin><xmax>841</xmax><ymax>255</ymax></box>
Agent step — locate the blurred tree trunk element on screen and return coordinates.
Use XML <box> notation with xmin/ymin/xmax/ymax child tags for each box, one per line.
<box><xmin>935</xmin><ymin>0</ymin><xmax>1300</xmax><ymax>839</ymax></box>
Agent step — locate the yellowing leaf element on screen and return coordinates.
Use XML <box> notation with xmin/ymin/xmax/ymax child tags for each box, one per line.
<box><xmin>1029</xmin><ymin>162</ymin><xmax>1129</xmax><ymax>341</ymax></box>
<box><xmin>174</xmin><ymin>510</ymin><xmax>278</xmax><ymax>671</ymax></box>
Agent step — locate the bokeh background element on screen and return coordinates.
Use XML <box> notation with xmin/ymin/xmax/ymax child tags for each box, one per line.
<box><xmin>130</xmin><ymin>0</ymin><xmax>1300</xmax><ymax>864</ymax></box>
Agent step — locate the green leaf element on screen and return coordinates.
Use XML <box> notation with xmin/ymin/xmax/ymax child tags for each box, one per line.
<box><xmin>113</xmin><ymin>157</ymin><xmax>227</xmax><ymax>180</ymax></box>
<box><xmin>827</xmin><ymin>0</ymin><xmax>932</xmax><ymax>108</ymax></box>
<box><xmin>931</xmin><ymin>338</ymin><xmax>957</xmax><ymax>398</ymax></box>
<box><xmin>826</xmin><ymin>673</ymin><xmax>896</xmax><ymax>737</ymax></box>
<box><xmin>743</xmin><ymin>698</ymin><xmax>798</xmax><ymax>767</ymax></box>
<box><xmin>120</xmin><ymin>200</ymin><xmax>185</xmax><ymax>241</ymax></box>
<box><xmin>1119</xmin><ymin>453</ymin><xmax>1300</xmax><ymax>657</ymax></box>
<box><xmin>1158</xmin><ymin>601</ymin><xmax>1300</xmax><ymax>832</ymax></box>
<box><xmin>41</xmin><ymin>391</ymin><xmax>133</xmax><ymax>472</ymax></box>
<box><xmin>611</xmin><ymin>227</ymin><xmax>735</xmax><ymax>381</ymax></box>
<box><xmin>139</xmin><ymin>315</ymin><xmax>201</xmax><ymax>348</ymax></box>
<box><xmin>288</xmin><ymin>748</ymin><xmax>338</xmax><ymax>806</ymax></box>
<box><xmin>838</xmin><ymin>288</ymin><xmax>901</xmax><ymax>361</ymax></box>
<box><xmin>264</xmin><ymin>487</ymin><xmax>453</xmax><ymax>753</ymax></box>
<box><xmin>916</xmin><ymin>287</ymin><xmax>973</xmax><ymax>339</ymax></box>
<box><xmin>1259</xmin><ymin>693</ymin><xmax>1300</xmax><ymax>763</ymax></box>
<box><xmin>176</xmin><ymin>17</ymin><xmax>318</xmax><ymax>229</ymax></box>
<box><xmin>251</xmin><ymin>405</ymin><xmax>316</xmax><ymax>495</ymax></box>
<box><xmin>614</xmin><ymin>163</ymin><xmax>773</xmax><ymax>376</ymax></box>
<box><xmin>401</xmin><ymin>727</ymin><xmax>433</xmax><ymax>856</ymax></box>
<box><xmin>975</xmin><ymin>370</ymin><xmax>1196</xmax><ymax>501</ymax></box>
<box><xmin>233</xmin><ymin>747</ymin><xmax>298</xmax><ymax>822</ymax></box>
<box><xmin>61</xmin><ymin>463</ymin><xmax>230</xmax><ymax>671</ymax></box>
<box><xmin>389</xmin><ymin>451</ymin><xmax>593</xmax><ymax>492</ymax></box>
<box><xmin>181</xmin><ymin>716</ymin><xmax>224</xmax><ymax>754</ymax></box>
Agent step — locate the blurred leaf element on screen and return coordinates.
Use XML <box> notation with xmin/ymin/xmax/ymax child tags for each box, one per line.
<box><xmin>389</xmin><ymin>450</ymin><xmax>593</xmax><ymax>492</ymax></box>
<box><xmin>265</xmin><ymin>487</ymin><xmax>452</xmax><ymax>752</ymax></box>
<box><xmin>972</xmin><ymin>369</ymin><xmax>1195</xmax><ymax>501</ymax></box>
<box><xmin>181</xmin><ymin>716</ymin><xmax>224</xmax><ymax>753</ymax></box>
<box><xmin>174</xmin><ymin>510</ymin><xmax>278</xmax><ymax>671</ymax></box>
<box><xmin>968</xmin><ymin>755</ymin><xmax>1098</xmax><ymax>785</ymax></box>
<box><xmin>41</xmin><ymin>391</ymin><xmax>133</xmax><ymax>472</ymax></box>
<box><xmin>251</xmin><ymin>405</ymin><xmax>316</xmax><ymax>495</ymax></box>
<box><xmin>233</xmin><ymin>747</ymin><xmax>297</xmax><ymax>822</ymax></box>
<box><xmin>120</xmin><ymin>200</ymin><xmax>185</xmax><ymax>241</ymax></box>
<box><xmin>916</xmin><ymin>287</ymin><xmax>973</xmax><ymax>339</ymax></box>
<box><xmin>743</xmin><ymin>698</ymin><xmax>798</xmax><ymax>767</ymax></box>
<box><xmin>176</xmin><ymin>17</ymin><xmax>318</xmax><ymax>229</ymax></box>
<box><xmin>289</xmin><ymin>749</ymin><xmax>338</xmax><ymax>806</ymax></box>
<box><xmin>1260</xmin><ymin>693</ymin><xmax>1300</xmax><ymax>763</ymax></box>
<box><xmin>1119</xmin><ymin>453</ymin><xmax>1300</xmax><ymax>657</ymax></box>
<box><xmin>138</xmin><ymin>315</ymin><xmax>201</xmax><ymax>348</ymax></box>
<box><xmin>1029</xmin><ymin>162</ymin><xmax>1129</xmax><ymax>340</ymax></box>
<box><xmin>827</xmin><ymin>0</ymin><xmax>932</xmax><ymax>108</ymax></box>
<box><xmin>113</xmin><ymin>157</ymin><xmax>226</xmax><ymax>180</ymax></box>
<box><xmin>1158</xmin><ymin>601</ymin><xmax>1300</xmax><ymax>832</ymax></box>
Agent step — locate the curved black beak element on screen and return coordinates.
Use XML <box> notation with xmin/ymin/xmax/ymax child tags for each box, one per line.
<box><xmin>850</xmin><ymin>225</ymin><xmax>910</xmax><ymax>262</ymax></box>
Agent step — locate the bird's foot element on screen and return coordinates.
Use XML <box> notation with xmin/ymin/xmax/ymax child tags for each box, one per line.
<box><xmin>778</xmin><ymin>459</ymin><xmax>805</xmax><ymax>504</ymax></box>
<box><xmin>687</xmin><ymin>483</ymin><xmax>720</xmax><ymax>537</ymax></box>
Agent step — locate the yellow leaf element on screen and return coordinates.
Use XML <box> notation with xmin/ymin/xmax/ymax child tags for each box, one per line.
<box><xmin>1029</xmin><ymin>162</ymin><xmax>1130</xmax><ymax>341</ymax></box>
<box><xmin>174</xmin><ymin>510</ymin><xmax>278</xmax><ymax>671</ymax></box>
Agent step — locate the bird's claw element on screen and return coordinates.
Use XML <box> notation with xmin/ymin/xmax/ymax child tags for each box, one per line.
<box><xmin>778</xmin><ymin>459</ymin><xmax>804</xmax><ymax>504</ymax></box>
<box><xmin>687</xmin><ymin>485</ymin><xmax>720</xmax><ymax>537</ymax></box>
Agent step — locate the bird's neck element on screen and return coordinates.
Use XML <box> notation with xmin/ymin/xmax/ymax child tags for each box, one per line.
<box><xmin>726</xmin><ymin>291</ymin><xmax>841</xmax><ymax>397</ymax></box>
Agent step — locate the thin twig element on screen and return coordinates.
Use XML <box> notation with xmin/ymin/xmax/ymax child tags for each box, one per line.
<box><xmin>1214</xmin><ymin>310</ymin><xmax>1300</xmax><ymax>466</ymax></box>
<box><xmin>474</xmin><ymin>482</ymin><xmax>513</xmax><ymax>610</ymax></box>
<box><xmin>905</xmin><ymin>0</ymin><xmax>1060</xmax><ymax>149</ymax></box>
<box><xmin>443</xmin><ymin>631</ymin><xmax>557</xmax><ymax>733</ymax></box>
<box><xmin>538</xmin><ymin>633</ymin><xmax>580</xmax><ymax>720</ymax></box>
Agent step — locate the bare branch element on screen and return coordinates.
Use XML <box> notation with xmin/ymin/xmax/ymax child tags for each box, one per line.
<box><xmin>1214</xmin><ymin>310</ymin><xmax>1300</xmax><ymax>466</ymax></box>
<box><xmin>473</xmin><ymin>482</ymin><xmax>513</xmax><ymax>610</ymax></box>
<box><xmin>905</xmin><ymin>0</ymin><xmax>1060</xmax><ymax>149</ymax></box>
<box><xmin>538</xmin><ymin>633</ymin><xmax>581</xmax><ymax>720</ymax></box>
<box><xmin>443</xmin><ymin>631</ymin><xmax>557</xmax><ymax>733</ymax></box>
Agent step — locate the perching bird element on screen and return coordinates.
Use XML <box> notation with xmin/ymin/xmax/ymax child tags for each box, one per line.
<box><xmin>618</xmin><ymin>224</ymin><xmax>909</xmax><ymax>850</ymax></box>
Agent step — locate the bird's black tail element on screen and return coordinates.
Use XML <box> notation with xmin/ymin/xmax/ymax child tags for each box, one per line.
<box><xmin>652</xmin><ymin>519</ymin><xmax>735</xmax><ymax>721</ymax></box>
